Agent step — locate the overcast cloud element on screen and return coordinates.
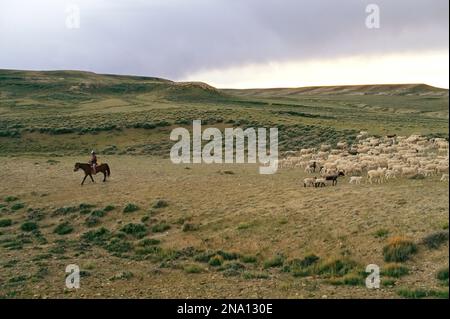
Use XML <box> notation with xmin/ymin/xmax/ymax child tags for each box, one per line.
<box><xmin>0</xmin><ymin>0</ymin><xmax>448</xmax><ymax>85</ymax></box>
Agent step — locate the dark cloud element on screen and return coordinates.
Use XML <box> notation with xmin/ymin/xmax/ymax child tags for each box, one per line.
<box><xmin>0</xmin><ymin>0</ymin><xmax>448</xmax><ymax>79</ymax></box>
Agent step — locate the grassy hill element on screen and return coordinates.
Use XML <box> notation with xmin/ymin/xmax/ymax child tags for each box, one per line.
<box><xmin>0</xmin><ymin>69</ymin><xmax>448</xmax><ymax>156</ymax></box>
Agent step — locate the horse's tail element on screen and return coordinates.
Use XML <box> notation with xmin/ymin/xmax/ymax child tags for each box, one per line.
<box><xmin>105</xmin><ymin>164</ymin><xmax>111</xmax><ymax>177</ymax></box>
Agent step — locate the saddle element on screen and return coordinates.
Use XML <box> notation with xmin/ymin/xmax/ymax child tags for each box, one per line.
<box><xmin>90</xmin><ymin>163</ymin><xmax>100</xmax><ymax>174</ymax></box>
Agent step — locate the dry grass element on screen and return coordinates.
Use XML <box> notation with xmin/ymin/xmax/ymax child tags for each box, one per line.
<box><xmin>0</xmin><ymin>156</ymin><xmax>448</xmax><ymax>298</ymax></box>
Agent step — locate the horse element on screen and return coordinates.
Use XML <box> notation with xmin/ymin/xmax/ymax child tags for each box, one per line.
<box><xmin>74</xmin><ymin>162</ymin><xmax>111</xmax><ymax>185</ymax></box>
<box><xmin>323</xmin><ymin>171</ymin><xmax>345</xmax><ymax>186</ymax></box>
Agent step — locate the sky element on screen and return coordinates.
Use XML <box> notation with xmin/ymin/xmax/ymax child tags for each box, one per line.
<box><xmin>0</xmin><ymin>0</ymin><xmax>448</xmax><ymax>88</ymax></box>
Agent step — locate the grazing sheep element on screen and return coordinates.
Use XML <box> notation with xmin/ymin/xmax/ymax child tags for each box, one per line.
<box><xmin>323</xmin><ymin>171</ymin><xmax>345</xmax><ymax>186</ymax></box>
<box><xmin>349</xmin><ymin>176</ymin><xmax>363</xmax><ymax>185</ymax></box>
<box><xmin>401</xmin><ymin>167</ymin><xmax>417</xmax><ymax>177</ymax></box>
<box><xmin>436</xmin><ymin>165</ymin><xmax>449</xmax><ymax>174</ymax></box>
<box><xmin>385</xmin><ymin>170</ymin><xmax>398</xmax><ymax>180</ymax></box>
<box><xmin>314</xmin><ymin>178</ymin><xmax>326</xmax><ymax>188</ymax></box>
<box><xmin>368</xmin><ymin>168</ymin><xmax>386</xmax><ymax>184</ymax></box>
<box><xmin>303</xmin><ymin>177</ymin><xmax>316</xmax><ymax>187</ymax></box>
<box><xmin>441</xmin><ymin>174</ymin><xmax>449</xmax><ymax>182</ymax></box>
<box><xmin>304</xmin><ymin>166</ymin><xmax>314</xmax><ymax>173</ymax></box>
<box><xmin>418</xmin><ymin>168</ymin><xmax>434</xmax><ymax>177</ymax></box>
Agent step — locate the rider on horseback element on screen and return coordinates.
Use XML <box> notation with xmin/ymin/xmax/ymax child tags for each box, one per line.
<box><xmin>89</xmin><ymin>150</ymin><xmax>98</xmax><ymax>174</ymax></box>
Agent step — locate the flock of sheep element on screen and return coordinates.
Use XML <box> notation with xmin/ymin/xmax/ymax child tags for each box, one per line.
<box><xmin>278</xmin><ymin>132</ymin><xmax>449</xmax><ymax>187</ymax></box>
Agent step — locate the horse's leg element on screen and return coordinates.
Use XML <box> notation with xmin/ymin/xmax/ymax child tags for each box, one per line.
<box><xmin>81</xmin><ymin>174</ymin><xmax>87</xmax><ymax>185</ymax></box>
<box><xmin>89</xmin><ymin>174</ymin><xmax>95</xmax><ymax>183</ymax></box>
<box><xmin>103</xmin><ymin>171</ymin><xmax>106</xmax><ymax>182</ymax></box>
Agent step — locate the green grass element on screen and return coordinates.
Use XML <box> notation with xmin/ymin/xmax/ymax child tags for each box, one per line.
<box><xmin>374</xmin><ymin>229</ymin><xmax>389</xmax><ymax>238</ymax></box>
<box><xmin>240</xmin><ymin>255</ymin><xmax>258</xmax><ymax>263</ymax></box>
<box><xmin>381</xmin><ymin>264</ymin><xmax>409</xmax><ymax>278</ymax></box>
<box><xmin>208</xmin><ymin>255</ymin><xmax>224</xmax><ymax>267</ymax></box>
<box><xmin>138</xmin><ymin>238</ymin><xmax>161</xmax><ymax>246</ymax></box>
<box><xmin>398</xmin><ymin>288</ymin><xmax>449</xmax><ymax>299</ymax></box>
<box><xmin>383</xmin><ymin>237</ymin><xmax>418</xmax><ymax>262</ymax></box>
<box><xmin>328</xmin><ymin>273</ymin><xmax>365</xmax><ymax>286</ymax></box>
<box><xmin>184</xmin><ymin>264</ymin><xmax>204</xmax><ymax>274</ymax></box>
<box><xmin>151</xmin><ymin>223</ymin><xmax>170</xmax><ymax>233</ymax></box>
<box><xmin>263</xmin><ymin>255</ymin><xmax>284</xmax><ymax>269</ymax></box>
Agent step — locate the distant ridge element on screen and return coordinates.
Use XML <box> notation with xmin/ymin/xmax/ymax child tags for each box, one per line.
<box><xmin>1</xmin><ymin>69</ymin><xmax>447</xmax><ymax>98</ymax></box>
<box><xmin>0</xmin><ymin>69</ymin><xmax>224</xmax><ymax>101</ymax></box>
<box><xmin>223</xmin><ymin>83</ymin><xmax>449</xmax><ymax>97</ymax></box>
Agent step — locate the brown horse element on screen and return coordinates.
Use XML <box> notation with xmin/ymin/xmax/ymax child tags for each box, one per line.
<box><xmin>74</xmin><ymin>163</ymin><xmax>111</xmax><ymax>185</ymax></box>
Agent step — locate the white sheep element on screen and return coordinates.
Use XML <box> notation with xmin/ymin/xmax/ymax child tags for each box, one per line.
<box><xmin>303</xmin><ymin>177</ymin><xmax>316</xmax><ymax>187</ymax></box>
<box><xmin>349</xmin><ymin>176</ymin><xmax>363</xmax><ymax>185</ymax></box>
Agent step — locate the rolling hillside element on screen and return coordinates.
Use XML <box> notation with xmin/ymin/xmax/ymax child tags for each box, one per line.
<box><xmin>0</xmin><ymin>69</ymin><xmax>448</xmax><ymax>156</ymax></box>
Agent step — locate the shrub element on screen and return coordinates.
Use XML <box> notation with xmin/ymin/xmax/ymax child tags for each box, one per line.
<box><xmin>299</xmin><ymin>254</ymin><xmax>320</xmax><ymax>268</ymax></box>
<box><xmin>0</xmin><ymin>219</ymin><xmax>12</xmax><ymax>227</ymax></box>
<box><xmin>208</xmin><ymin>255</ymin><xmax>224</xmax><ymax>267</ymax></box>
<box><xmin>317</xmin><ymin>258</ymin><xmax>358</xmax><ymax>277</ymax></box>
<box><xmin>79</xmin><ymin>203</ymin><xmax>95</xmax><ymax>210</ymax></box>
<box><xmin>436</xmin><ymin>267</ymin><xmax>449</xmax><ymax>284</ymax></box>
<box><xmin>184</xmin><ymin>264</ymin><xmax>204</xmax><ymax>274</ymax></box>
<box><xmin>383</xmin><ymin>237</ymin><xmax>418</xmax><ymax>262</ymax></box>
<box><xmin>374</xmin><ymin>229</ymin><xmax>389</xmax><ymax>238</ymax></box>
<box><xmin>123</xmin><ymin>203</ymin><xmax>139</xmax><ymax>213</ymax></box>
<box><xmin>152</xmin><ymin>199</ymin><xmax>168</xmax><ymax>209</ymax></box>
<box><xmin>263</xmin><ymin>255</ymin><xmax>284</xmax><ymax>269</ymax></box>
<box><xmin>382</xmin><ymin>279</ymin><xmax>397</xmax><ymax>287</ymax></box>
<box><xmin>151</xmin><ymin>223</ymin><xmax>170</xmax><ymax>233</ymax></box>
<box><xmin>216</xmin><ymin>251</ymin><xmax>239</xmax><ymax>261</ymax></box>
<box><xmin>194</xmin><ymin>251</ymin><xmax>215</xmax><ymax>263</ymax></box>
<box><xmin>103</xmin><ymin>205</ymin><xmax>115</xmax><ymax>212</ymax></box>
<box><xmin>91</xmin><ymin>210</ymin><xmax>106</xmax><ymax>217</ymax></box>
<box><xmin>121</xmin><ymin>223</ymin><xmax>148</xmax><ymax>238</ymax></box>
<box><xmin>4</xmin><ymin>196</ymin><xmax>18</xmax><ymax>202</ymax></box>
<box><xmin>53</xmin><ymin>206</ymin><xmax>78</xmax><ymax>215</ymax></box>
<box><xmin>382</xmin><ymin>264</ymin><xmax>409</xmax><ymax>278</ymax></box>
<box><xmin>422</xmin><ymin>231</ymin><xmax>449</xmax><ymax>249</ymax></box>
<box><xmin>106</xmin><ymin>238</ymin><xmax>132</xmax><ymax>254</ymax></box>
<box><xmin>11</xmin><ymin>203</ymin><xmax>25</xmax><ymax>211</ymax></box>
<box><xmin>329</xmin><ymin>273</ymin><xmax>365</xmax><ymax>286</ymax></box>
<box><xmin>240</xmin><ymin>255</ymin><xmax>258</xmax><ymax>263</ymax></box>
<box><xmin>243</xmin><ymin>271</ymin><xmax>269</xmax><ymax>279</ymax></box>
<box><xmin>21</xmin><ymin>222</ymin><xmax>38</xmax><ymax>232</ymax></box>
<box><xmin>54</xmin><ymin>222</ymin><xmax>73</xmax><ymax>235</ymax></box>
<box><xmin>138</xmin><ymin>238</ymin><xmax>161</xmax><ymax>246</ymax></box>
<box><xmin>182</xmin><ymin>223</ymin><xmax>199</xmax><ymax>232</ymax></box>
<box><xmin>81</xmin><ymin>227</ymin><xmax>111</xmax><ymax>244</ymax></box>
<box><xmin>110</xmin><ymin>271</ymin><xmax>134</xmax><ymax>281</ymax></box>
<box><xmin>84</xmin><ymin>216</ymin><xmax>100</xmax><ymax>227</ymax></box>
